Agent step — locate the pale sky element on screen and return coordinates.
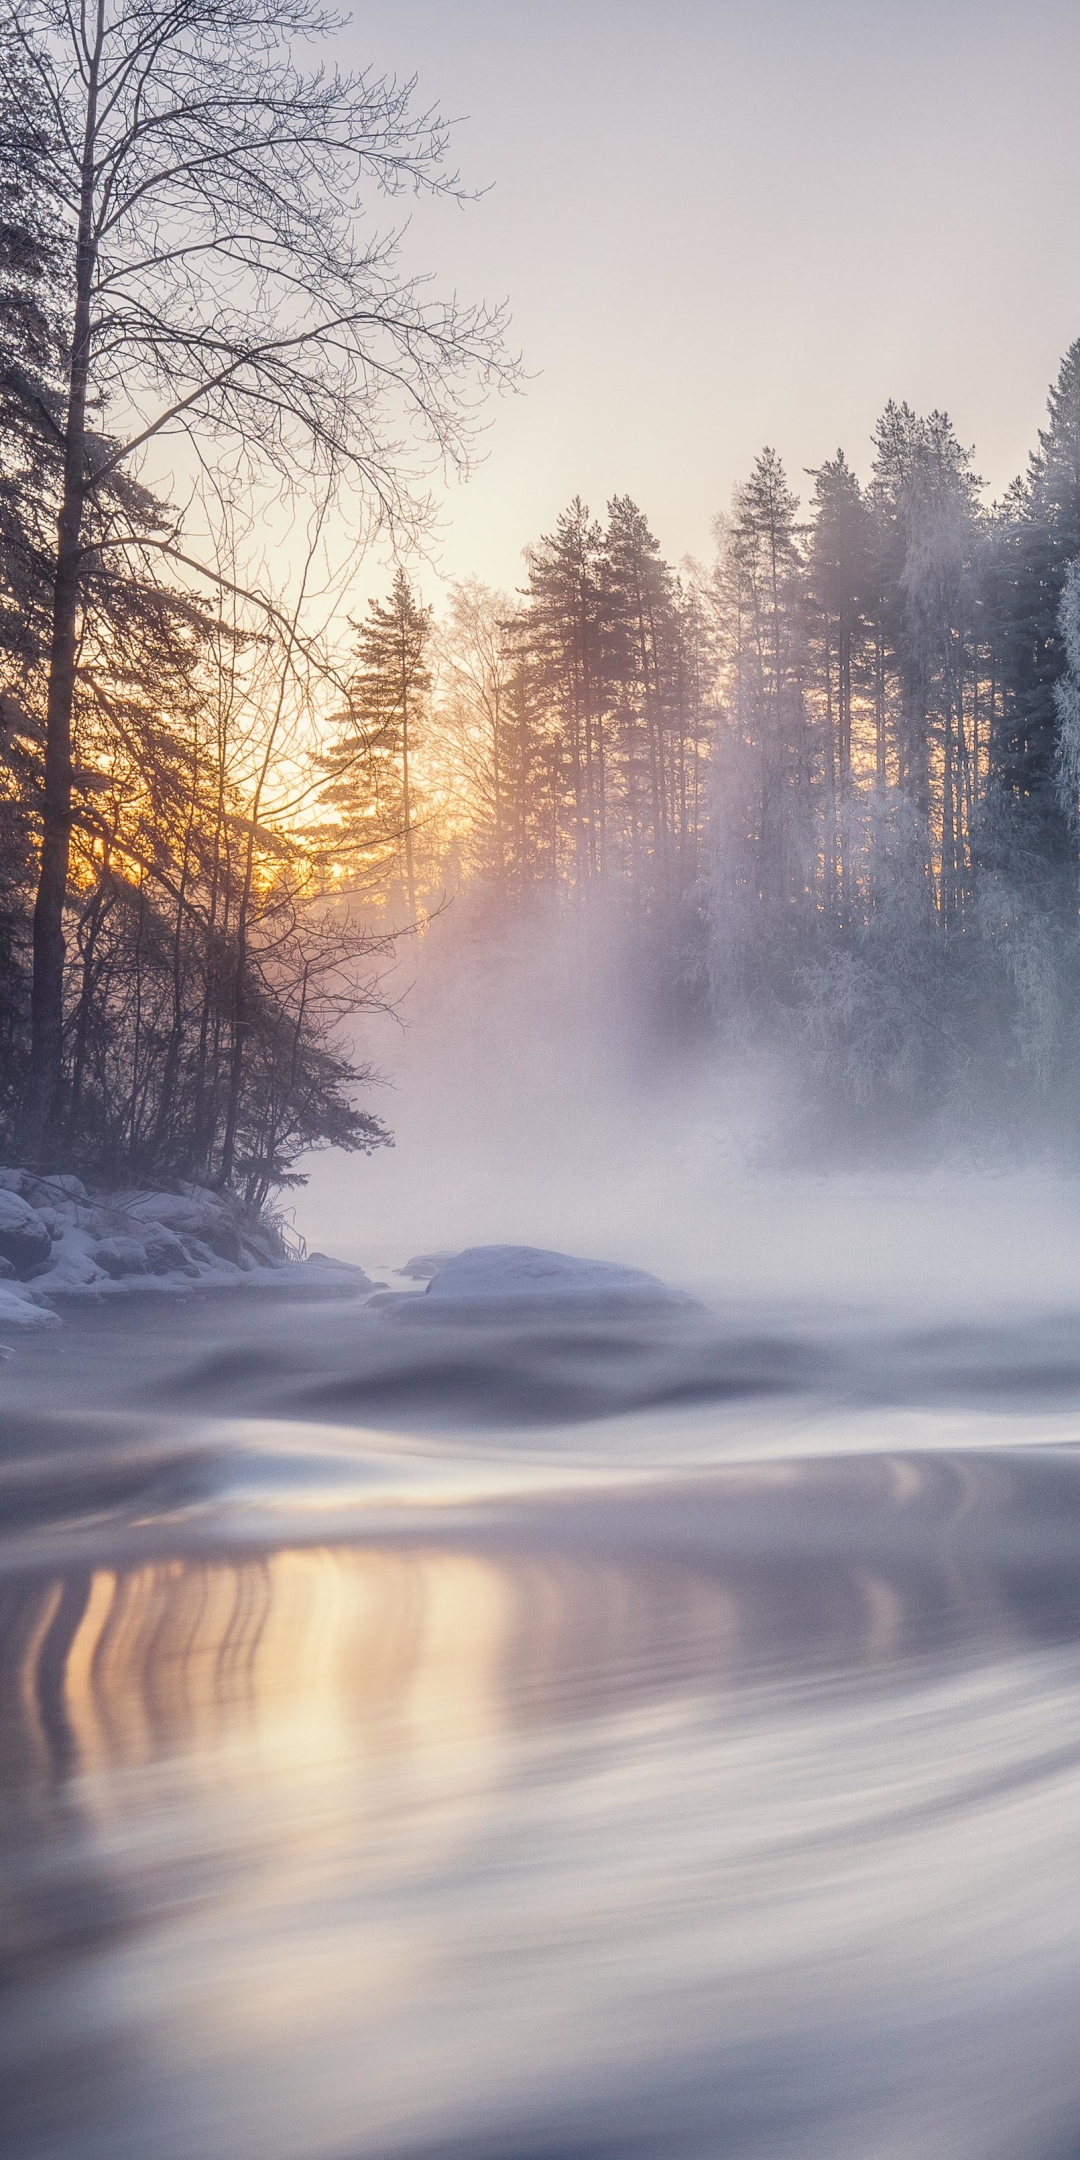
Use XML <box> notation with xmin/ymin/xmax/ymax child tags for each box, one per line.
<box><xmin>334</xmin><ymin>0</ymin><xmax>1080</xmax><ymax>603</ymax></box>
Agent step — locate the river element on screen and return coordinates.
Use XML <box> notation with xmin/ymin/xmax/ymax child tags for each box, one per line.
<box><xmin>2</xmin><ymin>1276</ymin><xmax>1080</xmax><ymax>2159</ymax></box>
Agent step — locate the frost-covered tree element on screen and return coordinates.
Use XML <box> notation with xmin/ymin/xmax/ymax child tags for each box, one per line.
<box><xmin>2</xmin><ymin>0</ymin><xmax>510</xmax><ymax>1134</ymax></box>
<box><xmin>805</xmin><ymin>451</ymin><xmax>873</xmax><ymax>915</ymax></box>
<box><xmin>519</xmin><ymin>499</ymin><xmax>609</xmax><ymax>886</ymax></box>
<box><xmin>324</xmin><ymin>570</ymin><xmax>433</xmax><ymax>920</ymax></box>
<box><xmin>1054</xmin><ymin>557</ymin><xmax>1080</xmax><ymax>829</ymax></box>
<box><xmin>709</xmin><ymin>449</ymin><xmax>816</xmax><ymax>1014</ymax></box>
<box><xmin>986</xmin><ymin>341</ymin><xmax>1080</xmax><ymax>901</ymax></box>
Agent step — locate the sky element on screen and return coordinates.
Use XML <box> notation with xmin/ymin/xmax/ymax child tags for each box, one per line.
<box><xmin>333</xmin><ymin>0</ymin><xmax>1080</xmax><ymax>602</ymax></box>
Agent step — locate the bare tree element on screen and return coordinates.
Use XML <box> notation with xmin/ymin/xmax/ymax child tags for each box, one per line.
<box><xmin>1</xmin><ymin>0</ymin><xmax>512</xmax><ymax>1137</ymax></box>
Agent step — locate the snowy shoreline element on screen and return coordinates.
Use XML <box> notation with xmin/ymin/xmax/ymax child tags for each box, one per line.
<box><xmin>0</xmin><ymin>1167</ymin><xmax>375</xmax><ymax>1332</ymax></box>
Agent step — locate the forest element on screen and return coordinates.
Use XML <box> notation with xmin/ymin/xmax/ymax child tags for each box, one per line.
<box><xmin>5</xmin><ymin>0</ymin><xmax>1080</xmax><ymax>1200</ymax></box>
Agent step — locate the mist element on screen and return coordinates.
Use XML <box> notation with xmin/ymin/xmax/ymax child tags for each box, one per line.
<box><xmin>8</xmin><ymin>5</ymin><xmax>1080</xmax><ymax>2158</ymax></box>
<box><xmin>296</xmin><ymin>894</ymin><xmax>1080</xmax><ymax>1318</ymax></box>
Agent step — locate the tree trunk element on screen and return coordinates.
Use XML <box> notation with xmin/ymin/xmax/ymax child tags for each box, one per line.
<box><xmin>31</xmin><ymin>535</ymin><xmax>82</xmax><ymax>1133</ymax></box>
<box><xmin>29</xmin><ymin>14</ymin><xmax>102</xmax><ymax>1143</ymax></box>
<box><xmin>401</xmin><ymin>683</ymin><xmax>417</xmax><ymax>919</ymax></box>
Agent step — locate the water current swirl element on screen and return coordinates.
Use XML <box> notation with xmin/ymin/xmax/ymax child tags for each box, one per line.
<box><xmin>2</xmin><ymin>1285</ymin><xmax>1080</xmax><ymax>2159</ymax></box>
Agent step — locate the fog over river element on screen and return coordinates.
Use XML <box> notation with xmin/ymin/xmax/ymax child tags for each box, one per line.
<box><xmin>4</xmin><ymin>1188</ymin><xmax>1080</xmax><ymax>2160</ymax></box>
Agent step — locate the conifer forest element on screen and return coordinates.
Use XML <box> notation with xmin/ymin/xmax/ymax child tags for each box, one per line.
<box><xmin>6</xmin><ymin>0</ymin><xmax>1080</xmax><ymax>1197</ymax></box>
<box><xmin>11</xmin><ymin>12</ymin><xmax>1080</xmax><ymax>2160</ymax></box>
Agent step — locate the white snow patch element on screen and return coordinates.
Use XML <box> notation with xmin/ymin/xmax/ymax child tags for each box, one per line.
<box><xmin>0</xmin><ymin>1282</ymin><xmax>60</xmax><ymax>1330</ymax></box>
<box><xmin>423</xmin><ymin>1244</ymin><xmax>691</xmax><ymax>1309</ymax></box>
<box><xmin>0</xmin><ymin>1166</ymin><xmax>373</xmax><ymax>1327</ymax></box>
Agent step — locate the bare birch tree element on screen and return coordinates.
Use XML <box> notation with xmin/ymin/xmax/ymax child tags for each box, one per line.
<box><xmin>0</xmin><ymin>0</ymin><xmax>511</xmax><ymax>1139</ymax></box>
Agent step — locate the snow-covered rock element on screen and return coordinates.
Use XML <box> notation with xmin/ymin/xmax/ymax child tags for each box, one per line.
<box><xmin>53</xmin><ymin>1173</ymin><xmax>87</xmax><ymax>1200</ymax></box>
<box><xmin>93</xmin><ymin>1235</ymin><xmax>150</xmax><ymax>1279</ymax></box>
<box><xmin>0</xmin><ymin>1280</ymin><xmax>60</xmax><ymax>1329</ymax></box>
<box><xmin>119</xmin><ymin>1188</ymin><xmax>244</xmax><ymax>1264</ymax></box>
<box><xmin>143</xmin><ymin>1228</ymin><xmax>200</xmax><ymax>1277</ymax></box>
<box><xmin>400</xmin><ymin>1251</ymin><xmax>458</xmax><ymax>1282</ymax></box>
<box><xmin>0</xmin><ymin>1190</ymin><xmax>53</xmax><ymax>1277</ymax></box>
<box><xmin>0</xmin><ymin>1165</ymin><xmax>382</xmax><ymax>1337</ymax></box>
<box><xmin>422</xmin><ymin>1245</ymin><xmax>691</xmax><ymax>1310</ymax></box>
<box><xmin>306</xmin><ymin>1253</ymin><xmax>377</xmax><ymax>1284</ymax></box>
<box><xmin>0</xmin><ymin>1167</ymin><xmax>309</xmax><ymax>1318</ymax></box>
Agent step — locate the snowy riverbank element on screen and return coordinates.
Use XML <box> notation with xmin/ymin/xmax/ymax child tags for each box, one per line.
<box><xmin>0</xmin><ymin>1168</ymin><xmax>375</xmax><ymax>1331</ymax></box>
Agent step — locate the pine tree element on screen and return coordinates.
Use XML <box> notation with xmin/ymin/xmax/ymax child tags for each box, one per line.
<box><xmin>986</xmin><ymin>340</ymin><xmax>1080</xmax><ymax>901</ymax></box>
<box><xmin>602</xmin><ymin>496</ymin><xmax>678</xmax><ymax>894</ymax></box>
<box><xmin>869</xmin><ymin>404</ymin><xmax>983</xmax><ymax>923</ymax></box>
<box><xmin>805</xmin><ymin>452</ymin><xmax>873</xmax><ymax>915</ymax></box>
<box><xmin>326</xmin><ymin>569</ymin><xmax>433</xmax><ymax>920</ymax></box>
<box><xmin>712</xmin><ymin>449</ymin><xmax>811</xmax><ymax>932</ymax></box>
<box><xmin>519</xmin><ymin>499</ymin><xmax>608</xmax><ymax>886</ymax></box>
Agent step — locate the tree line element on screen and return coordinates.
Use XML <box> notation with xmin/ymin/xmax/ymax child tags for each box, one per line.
<box><xmin>322</xmin><ymin>504</ymin><xmax>716</xmax><ymax>920</ymax></box>
<box><xmin>706</xmin><ymin>354</ymin><xmax>1080</xmax><ymax>1139</ymax></box>
<box><xmin>6</xmin><ymin>0</ymin><xmax>1080</xmax><ymax>1193</ymax></box>
<box><xmin>330</xmin><ymin>344</ymin><xmax>1080</xmax><ymax>1149</ymax></box>
<box><xmin>0</xmin><ymin>0</ymin><xmax>509</xmax><ymax>1199</ymax></box>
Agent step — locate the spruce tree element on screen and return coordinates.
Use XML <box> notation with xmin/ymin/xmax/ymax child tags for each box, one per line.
<box><xmin>602</xmin><ymin>495</ymin><xmax>677</xmax><ymax>892</ymax></box>
<box><xmin>325</xmin><ymin>569</ymin><xmax>433</xmax><ymax>920</ymax></box>
<box><xmin>520</xmin><ymin>499</ymin><xmax>608</xmax><ymax>886</ymax></box>
<box><xmin>986</xmin><ymin>340</ymin><xmax>1080</xmax><ymax>899</ymax></box>
<box><xmin>806</xmin><ymin>451</ymin><xmax>873</xmax><ymax>914</ymax></box>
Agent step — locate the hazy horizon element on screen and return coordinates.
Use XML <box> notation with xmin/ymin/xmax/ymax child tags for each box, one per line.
<box><xmin>339</xmin><ymin>0</ymin><xmax>1080</xmax><ymax>599</ymax></box>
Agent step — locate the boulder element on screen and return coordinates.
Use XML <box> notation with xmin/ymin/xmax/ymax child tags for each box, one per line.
<box><xmin>0</xmin><ymin>1191</ymin><xmax>53</xmax><ymax>1277</ymax></box>
<box><xmin>306</xmin><ymin>1253</ymin><xmax>376</xmax><ymax>1285</ymax></box>
<box><xmin>123</xmin><ymin>1190</ymin><xmax>212</xmax><ymax>1236</ymax></box>
<box><xmin>0</xmin><ymin>1282</ymin><xmax>60</xmax><ymax>1328</ymax></box>
<box><xmin>197</xmin><ymin>1219</ymin><xmax>244</xmax><ymax>1265</ymax></box>
<box><xmin>93</xmin><ymin>1235</ymin><xmax>149</xmax><ymax>1279</ymax></box>
<box><xmin>46</xmin><ymin>1173</ymin><xmax>88</xmax><ymax>1203</ymax></box>
<box><xmin>422</xmin><ymin>1245</ymin><xmax>692</xmax><ymax>1311</ymax></box>
<box><xmin>125</xmin><ymin>1189</ymin><xmax>243</xmax><ymax>1264</ymax></box>
<box><xmin>142</xmin><ymin>1228</ymin><xmax>199</xmax><ymax>1278</ymax></box>
<box><xmin>22</xmin><ymin>1174</ymin><xmax>83</xmax><ymax>1215</ymax></box>
<box><xmin>400</xmin><ymin>1251</ymin><xmax>458</xmax><ymax>1281</ymax></box>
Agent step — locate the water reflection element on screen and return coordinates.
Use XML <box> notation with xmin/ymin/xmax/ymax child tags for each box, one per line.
<box><xmin>1</xmin><ymin>1483</ymin><xmax>1080</xmax><ymax>2160</ymax></box>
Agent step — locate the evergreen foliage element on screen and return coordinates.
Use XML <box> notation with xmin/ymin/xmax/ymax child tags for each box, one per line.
<box><xmin>405</xmin><ymin>345</ymin><xmax>1080</xmax><ymax>1153</ymax></box>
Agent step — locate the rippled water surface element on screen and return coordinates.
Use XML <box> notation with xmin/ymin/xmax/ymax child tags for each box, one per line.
<box><xmin>4</xmin><ymin>1285</ymin><xmax>1080</xmax><ymax>2159</ymax></box>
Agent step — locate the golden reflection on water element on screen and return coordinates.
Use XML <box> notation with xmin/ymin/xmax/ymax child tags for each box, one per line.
<box><xmin>6</xmin><ymin>1532</ymin><xmax>1080</xmax><ymax>2160</ymax></box>
<box><xmin>10</xmin><ymin>1544</ymin><xmax>754</xmax><ymax>1802</ymax></box>
<box><xmin>13</xmin><ymin>1550</ymin><xmax>523</xmax><ymax>1842</ymax></box>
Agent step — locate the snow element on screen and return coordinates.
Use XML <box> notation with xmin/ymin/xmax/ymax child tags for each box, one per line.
<box><xmin>399</xmin><ymin>1251</ymin><xmax>457</xmax><ymax>1281</ymax></box>
<box><xmin>0</xmin><ymin>1282</ymin><xmax>60</xmax><ymax>1330</ymax></box>
<box><xmin>0</xmin><ymin>1189</ymin><xmax>53</xmax><ymax>1274</ymax></box>
<box><xmin>422</xmin><ymin>1244</ymin><xmax>691</xmax><ymax>1309</ymax></box>
<box><xmin>0</xmin><ymin>1166</ymin><xmax>374</xmax><ymax>1333</ymax></box>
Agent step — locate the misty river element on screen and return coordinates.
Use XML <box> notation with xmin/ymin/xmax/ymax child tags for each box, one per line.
<box><xmin>4</xmin><ymin>1249</ymin><xmax>1080</xmax><ymax>2160</ymax></box>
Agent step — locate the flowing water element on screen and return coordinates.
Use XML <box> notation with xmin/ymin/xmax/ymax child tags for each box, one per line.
<box><xmin>3</xmin><ymin>1279</ymin><xmax>1080</xmax><ymax>2159</ymax></box>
